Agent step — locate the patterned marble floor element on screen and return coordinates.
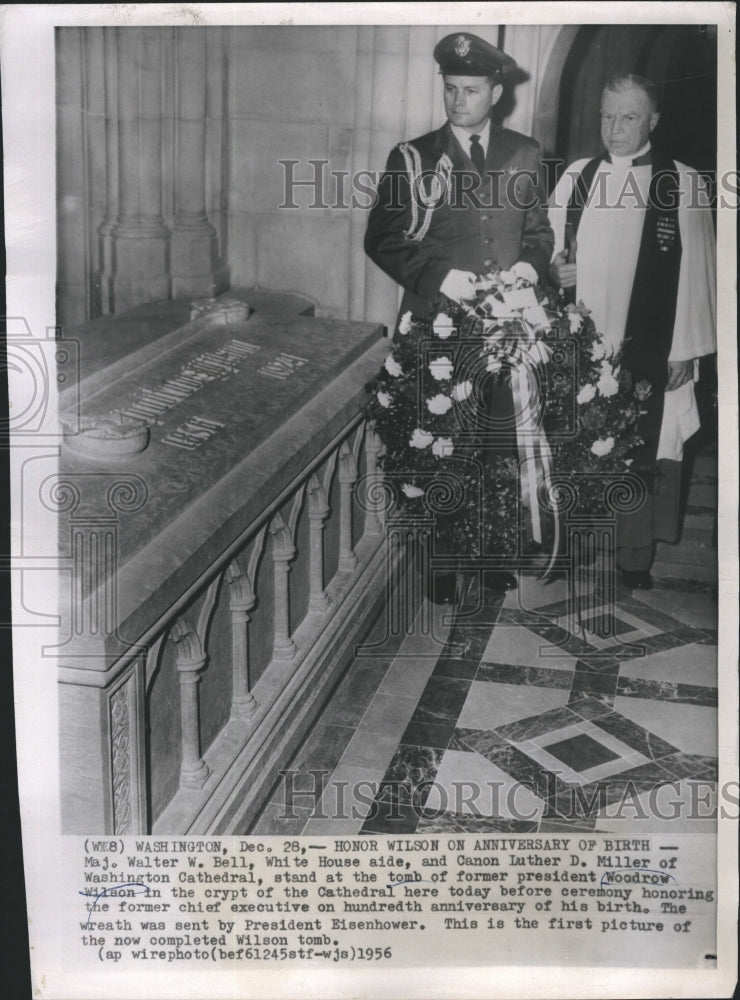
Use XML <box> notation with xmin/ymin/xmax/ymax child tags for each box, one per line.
<box><xmin>252</xmin><ymin>570</ymin><xmax>718</xmax><ymax>838</ymax></box>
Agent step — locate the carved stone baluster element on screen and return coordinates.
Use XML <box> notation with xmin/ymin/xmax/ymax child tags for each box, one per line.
<box><xmin>338</xmin><ymin>441</ymin><xmax>359</xmax><ymax>573</ymax></box>
<box><xmin>269</xmin><ymin>514</ymin><xmax>297</xmax><ymax>661</ymax></box>
<box><xmin>225</xmin><ymin>560</ymin><xmax>258</xmax><ymax>717</ymax></box>
<box><xmin>172</xmin><ymin>618</ymin><xmax>210</xmax><ymax>789</ymax></box>
<box><xmin>307</xmin><ymin>474</ymin><xmax>331</xmax><ymax>613</ymax></box>
<box><xmin>364</xmin><ymin>421</ymin><xmax>385</xmax><ymax>536</ymax></box>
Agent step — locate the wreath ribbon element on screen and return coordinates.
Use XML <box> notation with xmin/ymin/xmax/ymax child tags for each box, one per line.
<box><xmin>509</xmin><ymin>339</ymin><xmax>560</xmax><ymax>578</ymax></box>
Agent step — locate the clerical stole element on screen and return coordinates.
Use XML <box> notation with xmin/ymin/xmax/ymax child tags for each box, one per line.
<box><xmin>567</xmin><ymin>150</ymin><xmax>682</xmax><ymax>466</ymax></box>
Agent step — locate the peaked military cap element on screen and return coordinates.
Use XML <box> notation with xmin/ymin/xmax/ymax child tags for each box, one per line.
<box><xmin>433</xmin><ymin>32</ymin><xmax>515</xmax><ymax>80</ymax></box>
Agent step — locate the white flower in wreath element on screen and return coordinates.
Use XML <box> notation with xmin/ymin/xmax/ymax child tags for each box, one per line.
<box><xmin>591</xmin><ymin>436</ymin><xmax>615</xmax><ymax>457</ymax></box>
<box><xmin>510</xmin><ymin>261</ymin><xmax>538</xmax><ymax>285</ymax></box>
<box><xmin>429</xmin><ymin>356</ymin><xmax>454</xmax><ymax>381</ymax></box>
<box><xmin>409</xmin><ymin>428</ymin><xmax>434</xmax><ymax>449</ymax></box>
<box><xmin>576</xmin><ymin>383</ymin><xmax>596</xmax><ymax>405</ymax></box>
<box><xmin>451</xmin><ymin>379</ymin><xmax>473</xmax><ymax>402</ymax></box>
<box><xmin>376</xmin><ymin>390</ymin><xmax>392</xmax><ymax>408</ymax></box>
<box><xmin>433</xmin><ymin>313</ymin><xmax>455</xmax><ymax>339</ymax></box>
<box><xmin>498</xmin><ymin>269</ymin><xmax>516</xmax><ymax>286</ymax></box>
<box><xmin>427</xmin><ymin>393</ymin><xmax>453</xmax><ymax>415</ymax></box>
<box><xmin>597</xmin><ymin>369</ymin><xmax>619</xmax><ymax>398</ymax></box>
<box><xmin>568</xmin><ymin>311</ymin><xmax>583</xmax><ymax>333</ymax></box>
<box><xmin>402</xmin><ymin>483</ymin><xmax>424</xmax><ymax>498</ymax></box>
<box><xmin>398</xmin><ymin>311</ymin><xmax>413</xmax><ymax>335</ymax></box>
<box><xmin>384</xmin><ymin>354</ymin><xmax>402</xmax><ymax>377</ymax></box>
<box><xmin>432</xmin><ymin>436</ymin><xmax>454</xmax><ymax>457</ymax></box>
<box><xmin>590</xmin><ymin>338</ymin><xmax>611</xmax><ymax>362</ymax></box>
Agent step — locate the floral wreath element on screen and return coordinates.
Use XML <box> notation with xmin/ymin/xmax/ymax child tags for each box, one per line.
<box><xmin>367</xmin><ymin>267</ymin><xmax>649</xmax><ymax>565</ymax></box>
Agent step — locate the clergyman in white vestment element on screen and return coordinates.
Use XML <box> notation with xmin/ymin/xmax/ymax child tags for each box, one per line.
<box><xmin>548</xmin><ymin>74</ymin><xmax>716</xmax><ymax>590</ymax></box>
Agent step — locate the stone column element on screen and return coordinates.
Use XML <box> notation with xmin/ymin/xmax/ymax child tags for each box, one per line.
<box><xmin>95</xmin><ymin>27</ymin><xmax>120</xmax><ymax>315</ymax></box>
<box><xmin>111</xmin><ymin>27</ymin><xmax>170</xmax><ymax>312</ymax></box>
<box><xmin>172</xmin><ymin>618</ymin><xmax>210</xmax><ymax>789</ymax></box>
<box><xmin>270</xmin><ymin>515</ymin><xmax>297</xmax><ymax>661</ymax></box>
<box><xmin>363</xmin><ymin>422</ymin><xmax>385</xmax><ymax>537</ymax></box>
<box><xmin>56</xmin><ymin>27</ymin><xmax>89</xmax><ymax>329</ymax></box>
<box><xmin>338</xmin><ymin>441</ymin><xmax>359</xmax><ymax>573</ymax></box>
<box><xmin>170</xmin><ymin>27</ymin><xmax>220</xmax><ymax>298</ymax></box>
<box><xmin>226</xmin><ymin>561</ymin><xmax>258</xmax><ymax>718</ymax></box>
<box><xmin>307</xmin><ymin>475</ymin><xmax>331</xmax><ymax>613</ymax></box>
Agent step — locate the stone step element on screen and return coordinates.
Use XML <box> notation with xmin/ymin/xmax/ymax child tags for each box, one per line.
<box><xmin>655</xmin><ymin>540</ymin><xmax>717</xmax><ymax>568</ymax></box>
<box><xmin>687</xmin><ymin>481</ymin><xmax>718</xmax><ymax>507</ymax></box>
<box><xmin>684</xmin><ymin>503</ymin><xmax>715</xmax><ymax>518</ymax></box>
<box><xmin>679</xmin><ymin>523</ymin><xmax>715</xmax><ymax>548</ymax></box>
<box><xmin>652</xmin><ymin>559</ymin><xmax>717</xmax><ymax>584</ymax></box>
<box><xmin>653</xmin><ymin>542</ymin><xmax>717</xmax><ymax>579</ymax></box>
<box><xmin>690</xmin><ymin>454</ymin><xmax>718</xmax><ymax>480</ymax></box>
<box><xmin>680</xmin><ymin>510</ymin><xmax>716</xmax><ymax>547</ymax></box>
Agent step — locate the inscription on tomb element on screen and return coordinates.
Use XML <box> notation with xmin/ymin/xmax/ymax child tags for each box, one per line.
<box><xmin>161</xmin><ymin>416</ymin><xmax>226</xmax><ymax>452</ymax></box>
<box><xmin>119</xmin><ymin>339</ymin><xmax>260</xmax><ymax>424</ymax></box>
<box><xmin>257</xmin><ymin>353</ymin><xmax>309</xmax><ymax>380</ymax></box>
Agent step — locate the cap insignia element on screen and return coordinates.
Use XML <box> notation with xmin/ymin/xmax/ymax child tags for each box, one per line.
<box><xmin>454</xmin><ymin>35</ymin><xmax>471</xmax><ymax>57</ymax></box>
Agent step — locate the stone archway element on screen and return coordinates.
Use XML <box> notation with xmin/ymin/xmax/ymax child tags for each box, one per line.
<box><xmin>530</xmin><ymin>25</ymin><xmax>580</xmax><ymax>166</ymax></box>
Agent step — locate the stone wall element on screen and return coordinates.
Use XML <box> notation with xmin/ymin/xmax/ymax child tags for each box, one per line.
<box><xmin>56</xmin><ymin>26</ymin><xmax>231</xmax><ymax>331</ymax></box>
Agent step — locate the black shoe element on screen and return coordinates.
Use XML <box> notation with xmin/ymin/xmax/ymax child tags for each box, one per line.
<box><xmin>427</xmin><ymin>571</ymin><xmax>459</xmax><ymax>605</ymax></box>
<box><xmin>620</xmin><ymin>569</ymin><xmax>653</xmax><ymax>591</ymax></box>
<box><xmin>484</xmin><ymin>571</ymin><xmax>518</xmax><ymax>595</ymax></box>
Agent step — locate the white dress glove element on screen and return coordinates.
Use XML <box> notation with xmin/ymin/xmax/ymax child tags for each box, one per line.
<box><xmin>440</xmin><ymin>269</ymin><xmax>477</xmax><ymax>303</ymax></box>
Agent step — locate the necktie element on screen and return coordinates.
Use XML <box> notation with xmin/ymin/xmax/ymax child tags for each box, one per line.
<box><xmin>469</xmin><ymin>133</ymin><xmax>485</xmax><ymax>176</ymax></box>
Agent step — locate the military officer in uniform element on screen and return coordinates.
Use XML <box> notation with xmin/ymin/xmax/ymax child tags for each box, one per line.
<box><xmin>365</xmin><ymin>32</ymin><xmax>554</xmax><ymax>602</ymax></box>
<box><xmin>365</xmin><ymin>31</ymin><xmax>553</xmax><ymax>320</ymax></box>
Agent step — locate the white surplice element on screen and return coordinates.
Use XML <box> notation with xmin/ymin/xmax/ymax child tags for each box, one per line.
<box><xmin>549</xmin><ymin>146</ymin><xmax>717</xmax><ymax>460</ymax></box>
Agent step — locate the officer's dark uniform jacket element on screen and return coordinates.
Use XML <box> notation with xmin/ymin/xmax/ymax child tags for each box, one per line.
<box><xmin>365</xmin><ymin>111</ymin><xmax>554</xmax><ymax>324</ymax></box>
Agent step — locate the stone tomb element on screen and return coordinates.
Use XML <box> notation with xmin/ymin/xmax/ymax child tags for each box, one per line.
<box><xmin>56</xmin><ymin>296</ymin><xmax>390</xmax><ymax>834</ymax></box>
